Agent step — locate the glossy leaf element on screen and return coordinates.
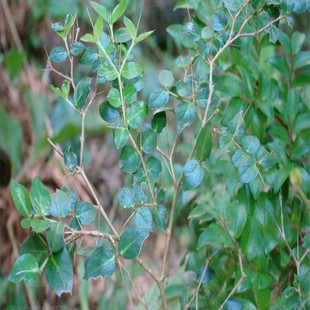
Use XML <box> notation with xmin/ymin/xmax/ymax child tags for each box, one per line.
<box><xmin>50</xmin><ymin>189</ymin><xmax>71</xmax><ymax>218</ymax></box>
<box><xmin>111</xmin><ymin>0</ymin><xmax>127</xmax><ymax>23</ymax></box>
<box><xmin>11</xmin><ymin>180</ymin><xmax>31</xmax><ymax>217</ymax></box>
<box><xmin>119</xmin><ymin>145</ymin><xmax>141</xmax><ymax>173</ymax></box>
<box><xmin>64</xmin><ymin>146</ymin><xmax>77</xmax><ymax>171</ymax></box>
<box><xmin>118</xmin><ymin>187</ymin><xmax>135</xmax><ymax>208</ymax></box>
<box><xmin>46</xmin><ymin>220</ymin><xmax>65</xmax><ymax>253</ymax></box>
<box><xmin>176</xmin><ymin>101</ymin><xmax>196</xmax><ymax>133</ymax></box>
<box><xmin>133</xmin><ymin>207</ymin><xmax>152</xmax><ymax>233</ymax></box>
<box><xmin>196</xmin><ymin>125</ymin><xmax>212</xmax><ymax>161</ymax></box>
<box><xmin>31</xmin><ymin>177</ymin><xmax>51</xmax><ymax>216</ymax></box>
<box><xmin>75</xmin><ymin>202</ymin><xmax>96</xmax><ymax>226</ymax></box>
<box><xmin>8</xmin><ymin>254</ymin><xmax>39</xmax><ymax>283</ymax></box>
<box><xmin>74</xmin><ymin>77</ymin><xmax>91</xmax><ymax>109</ymax></box>
<box><xmin>152</xmin><ymin>204</ymin><xmax>168</xmax><ymax>231</ymax></box>
<box><xmin>45</xmin><ymin>248</ymin><xmax>73</xmax><ymax>297</ymax></box>
<box><xmin>50</xmin><ymin>47</ymin><xmax>67</xmax><ymax>63</ymax></box>
<box><xmin>183</xmin><ymin>160</ymin><xmax>204</xmax><ymax>191</ymax></box>
<box><xmin>148</xmin><ymin>88</ymin><xmax>169</xmax><ymax>109</ymax></box>
<box><xmin>127</xmin><ymin>101</ymin><xmax>148</xmax><ymax>129</ymax></box>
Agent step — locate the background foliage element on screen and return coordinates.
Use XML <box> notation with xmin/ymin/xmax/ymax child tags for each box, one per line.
<box><xmin>0</xmin><ymin>0</ymin><xmax>309</xmax><ymax>309</ymax></box>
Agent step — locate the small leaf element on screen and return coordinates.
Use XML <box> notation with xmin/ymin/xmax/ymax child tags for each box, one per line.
<box><xmin>70</xmin><ymin>42</ymin><xmax>85</xmax><ymax>56</ymax></box>
<box><xmin>31</xmin><ymin>177</ymin><xmax>51</xmax><ymax>215</ymax></box>
<box><xmin>135</xmin><ymin>30</ymin><xmax>154</xmax><ymax>43</ymax></box>
<box><xmin>124</xmin><ymin>84</ymin><xmax>137</xmax><ymax>103</ymax></box>
<box><xmin>291</xmin><ymin>31</ymin><xmax>305</xmax><ymax>55</ymax></box>
<box><xmin>107</xmin><ymin>88</ymin><xmax>121</xmax><ymax>108</ymax></box>
<box><xmin>119</xmin><ymin>145</ymin><xmax>141</xmax><ymax>173</ymax></box>
<box><xmin>50</xmin><ymin>47</ymin><xmax>67</xmax><ymax>63</ymax></box>
<box><xmin>99</xmin><ymin>101</ymin><xmax>120</xmax><ymax>123</ymax></box>
<box><xmin>50</xmin><ymin>190</ymin><xmax>71</xmax><ymax>218</ymax></box>
<box><xmin>158</xmin><ymin>70</ymin><xmax>174</xmax><ymax>88</ymax></box>
<box><xmin>124</xmin><ymin>16</ymin><xmax>136</xmax><ymax>40</ymax></box>
<box><xmin>293</xmin><ymin>51</ymin><xmax>310</xmax><ymax>70</ymax></box>
<box><xmin>64</xmin><ymin>146</ymin><xmax>77</xmax><ymax>171</ymax></box>
<box><xmin>152</xmin><ymin>204</ymin><xmax>168</xmax><ymax>231</ymax></box>
<box><xmin>196</xmin><ymin>125</ymin><xmax>212</xmax><ymax>161</ymax></box>
<box><xmin>8</xmin><ymin>254</ymin><xmax>39</xmax><ymax>283</ymax></box>
<box><xmin>90</xmin><ymin>1</ymin><xmax>110</xmax><ymax>23</ymax></box>
<box><xmin>11</xmin><ymin>180</ymin><xmax>31</xmax><ymax>217</ymax></box>
<box><xmin>133</xmin><ymin>207</ymin><xmax>152</xmax><ymax>233</ymax></box>
<box><xmin>98</xmin><ymin>65</ymin><xmax>118</xmax><ymax>81</ymax></box>
<box><xmin>114</xmin><ymin>27</ymin><xmax>131</xmax><ymax>43</ymax></box>
<box><xmin>118</xmin><ymin>187</ymin><xmax>135</xmax><ymax>208</ymax></box>
<box><xmin>267</xmin><ymin>56</ymin><xmax>290</xmax><ymax>76</ymax></box>
<box><xmin>183</xmin><ymin>160</ymin><xmax>204</xmax><ymax>191</ymax></box>
<box><xmin>78</xmin><ymin>47</ymin><xmax>98</xmax><ymax>65</ymax></box>
<box><xmin>148</xmin><ymin>88</ymin><xmax>169</xmax><ymax>109</ymax></box>
<box><xmin>94</xmin><ymin>17</ymin><xmax>103</xmax><ymax>38</ymax></box>
<box><xmin>118</xmin><ymin>227</ymin><xmax>148</xmax><ymax>259</ymax></box>
<box><xmin>74</xmin><ymin>77</ymin><xmax>91</xmax><ymax>109</ymax></box>
<box><xmin>151</xmin><ymin>111</ymin><xmax>167</xmax><ymax>134</ymax></box>
<box><xmin>51</xmin><ymin>22</ymin><xmax>64</xmax><ymax>32</ymax></box>
<box><xmin>75</xmin><ymin>202</ymin><xmax>96</xmax><ymax>226</ymax></box>
<box><xmin>45</xmin><ymin>248</ymin><xmax>73</xmax><ymax>297</ymax></box>
<box><xmin>112</xmin><ymin>0</ymin><xmax>127</xmax><ymax>23</ymax></box>
<box><xmin>65</xmin><ymin>13</ymin><xmax>77</xmax><ymax>36</ymax></box>
<box><xmin>241</xmin><ymin>135</ymin><xmax>260</xmax><ymax>154</ymax></box>
<box><xmin>121</xmin><ymin>62</ymin><xmax>143</xmax><ymax>79</ymax></box>
<box><xmin>238</xmin><ymin>157</ymin><xmax>259</xmax><ymax>183</ymax></box>
<box><xmin>31</xmin><ymin>219</ymin><xmax>51</xmax><ymax>233</ymax></box>
<box><xmin>137</xmin><ymin>126</ymin><xmax>157</xmax><ymax>154</ymax></box>
<box><xmin>146</xmin><ymin>157</ymin><xmax>162</xmax><ymax>179</ymax></box>
<box><xmin>114</xmin><ymin>127</ymin><xmax>129</xmax><ymax>149</ymax></box>
<box><xmin>127</xmin><ymin>101</ymin><xmax>148</xmax><ymax>129</ymax></box>
<box><xmin>84</xmin><ymin>242</ymin><xmax>115</xmax><ymax>280</ymax></box>
<box><xmin>176</xmin><ymin>101</ymin><xmax>196</xmax><ymax>134</ymax></box>
<box><xmin>211</xmin><ymin>11</ymin><xmax>227</xmax><ymax>31</ymax></box>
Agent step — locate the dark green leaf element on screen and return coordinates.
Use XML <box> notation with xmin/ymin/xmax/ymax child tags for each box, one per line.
<box><xmin>99</xmin><ymin>101</ymin><xmax>120</xmax><ymax>123</ymax></box>
<box><xmin>119</xmin><ymin>145</ymin><xmax>141</xmax><ymax>173</ymax></box>
<box><xmin>11</xmin><ymin>180</ymin><xmax>31</xmax><ymax>217</ymax></box>
<box><xmin>8</xmin><ymin>254</ymin><xmax>39</xmax><ymax>283</ymax></box>
<box><xmin>151</xmin><ymin>111</ymin><xmax>167</xmax><ymax>134</ymax></box>
<box><xmin>241</xmin><ymin>135</ymin><xmax>260</xmax><ymax>154</ymax></box>
<box><xmin>31</xmin><ymin>219</ymin><xmax>51</xmax><ymax>233</ymax></box>
<box><xmin>183</xmin><ymin>159</ymin><xmax>204</xmax><ymax>191</ymax></box>
<box><xmin>146</xmin><ymin>157</ymin><xmax>162</xmax><ymax>179</ymax></box>
<box><xmin>124</xmin><ymin>84</ymin><xmax>137</xmax><ymax>103</ymax></box>
<box><xmin>293</xmin><ymin>51</ymin><xmax>310</xmax><ymax>70</ymax></box>
<box><xmin>84</xmin><ymin>242</ymin><xmax>115</xmax><ymax>280</ymax></box>
<box><xmin>118</xmin><ymin>227</ymin><xmax>148</xmax><ymax>259</ymax></box>
<box><xmin>78</xmin><ymin>47</ymin><xmax>98</xmax><ymax>65</ymax></box>
<box><xmin>74</xmin><ymin>77</ymin><xmax>91</xmax><ymax>109</ymax></box>
<box><xmin>46</xmin><ymin>220</ymin><xmax>65</xmax><ymax>253</ymax></box>
<box><xmin>152</xmin><ymin>204</ymin><xmax>168</xmax><ymax>231</ymax></box>
<box><xmin>238</xmin><ymin>157</ymin><xmax>259</xmax><ymax>183</ymax></box>
<box><xmin>115</xmin><ymin>27</ymin><xmax>131</xmax><ymax>43</ymax></box>
<box><xmin>45</xmin><ymin>248</ymin><xmax>73</xmax><ymax>297</ymax></box>
<box><xmin>196</xmin><ymin>125</ymin><xmax>212</xmax><ymax>161</ymax></box>
<box><xmin>211</xmin><ymin>11</ymin><xmax>227</xmax><ymax>31</ymax></box>
<box><xmin>137</xmin><ymin>126</ymin><xmax>157</xmax><ymax>154</ymax></box>
<box><xmin>64</xmin><ymin>146</ymin><xmax>77</xmax><ymax>171</ymax></box>
<box><xmin>107</xmin><ymin>88</ymin><xmax>121</xmax><ymax>108</ymax></box>
<box><xmin>267</xmin><ymin>56</ymin><xmax>290</xmax><ymax>76</ymax></box>
<box><xmin>70</xmin><ymin>42</ymin><xmax>85</xmax><ymax>56</ymax></box>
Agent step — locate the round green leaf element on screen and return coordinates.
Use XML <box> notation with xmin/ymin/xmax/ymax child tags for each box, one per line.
<box><xmin>158</xmin><ymin>70</ymin><xmax>174</xmax><ymax>88</ymax></box>
<box><xmin>127</xmin><ymin>101</ymin><xmax>148</xmax><ymax>129</ymax></box>
<box><xmin>124</xmin><ymin>84</ymin><xmax>137</xmax><ymax>103</ymax></box>
<box><xmin>241</xmin><ymin>136</ymin><xmax>260</xmax><ymax>154</ymax></box>
<box><xmin>146</xmin><ymin>157</ymin><xmax>162</xmax><ymax>179</ymax></box>
<box><xmin>11</xmin><ymin>180</ymin><xmax>31</xmax><ymax>217</ymax></box>
<box><xmin>107</xmin><ymin>88</ymin><xmax>121</xmax><ymax>108</ymax></box>
<box><xmin>50</xmin><ymin>47</ymin><xmax>67</xmax><ymax>63</ymax></box>
<box><xmin>117</xmin><ymin>187</ymin><xmax>135</xmax><ymax>208</ymax></box>
<box><xmin>148</xmin><ymin>88</ymin><xmax>169</xmax><ymax>109</ymax></box>
<box><xmin>78</xmin><ymin>47</ymin><xmax>98</xmax><ymax>65</ymax></box>
<box><xmin>31</xmin><ymin>219</ymin><xmax>51</xmax><ymax>233</ymax></box>
<box><xmin>133</xmin><ymin>207</ymin><xmax>152</xmax><ymax>233</ymax></box>
<box><xmin>8</xmin><ymin>254</ymin><xmax>39</xmax><ymax>283</ymax></box>
<box><xmin>121</xmin><ymin>62</ymin><xmax>143</xmax><ymax>79</ymax></box>
<box><xmin>70</xmin><ymin>42</ymin><xmax>85</xmax><ymax>56</ymax></box>
<box><xmin>119</xmin><ymin>145</ymin><xmax>141</xmax><ymax>173</ymax></box>
<box><xmin>75</xmin><ymin>201</ymin><xmax>96</xmax><ymax>226</ymax></box>
<box><xmin>118</xmin><ymin>227</ymin><xmax>149</xmax><ymax>260</ymax></box>
<box><xmin>99</xmin><ymin>101</ymin><xmax>120</xmax><ymax>123</ymax></box>
<box><xmin>238</xmin><ymin>157</ymin><xmax>259</xmax><ymax>183</ymax></box>
<box><xmin>45</xmin><ymin>248</ymin><xmax>73</xmax><ymax>297</ymax></box>
<box><xmin>84</xmin><ymin>242</ymin><xmax>115</xmax><ymax>280</ymax></box>
<box><xmin>183</xmin><ymin>160</ymin><xmax>204</xmax><ymax>191</ymax></box>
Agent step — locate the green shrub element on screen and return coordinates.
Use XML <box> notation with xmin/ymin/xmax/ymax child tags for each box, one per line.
<box><xmin>9</xmin><ymin>0</ymin><xmax>310</xmax><ymax>309</ymax></box>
